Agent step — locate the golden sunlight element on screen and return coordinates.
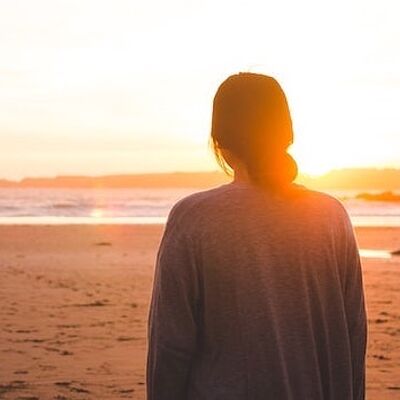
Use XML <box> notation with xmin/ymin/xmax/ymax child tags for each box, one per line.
<box><xmin>90</xmin><ymin>208</ymin><xmax>105</xmax><ymax>218</ymax></box>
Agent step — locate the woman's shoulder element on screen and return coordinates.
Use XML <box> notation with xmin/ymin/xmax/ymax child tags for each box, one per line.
<box><xmin>170</xmin><ymin>183</ymin><xmax>348</xmax><ymax>218</ymax></box>
<box><xmin>300</xmin><ymin>186</ymin><xmax>348</xmax><ymax>213</ymax></box>
<box><xmin>295</xmin><ymin>185</ymin><xmax>352</xmax><ymax>227</ymax></box>
<box><xmin>167</xmin><ymin>183</ymin><xmax>233</xmax><ymax>226</ymax></box>
<box><xmin>167</xmin><ymin>183</ymin><xmax>352</xmax><ymax>236</ymax></box>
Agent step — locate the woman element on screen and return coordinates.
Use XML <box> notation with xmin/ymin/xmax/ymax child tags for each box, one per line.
<box><xmin>146</xmin><ymin>73</ymin><xmax>367</xmax><ymax>400</ymax></box>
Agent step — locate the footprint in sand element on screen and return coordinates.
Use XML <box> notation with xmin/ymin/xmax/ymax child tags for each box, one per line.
<box><xmin>55</xmin><ymin>382</ymin><xmax>90</xmax><ymax>394</ymax></box>
<box><xmin>117</xmin><ymin>336</ymin><xmax>138</xmax><ymax>342</ymax></box>
<box><xmin>0</xmin><ymin>380</ymin><xmax>28</xmax><ymax>394</ymax></box>
<box><xmin>372</xmin><ymin>354</ymin><xmax>390</xmax><ymax>361</ymax></box>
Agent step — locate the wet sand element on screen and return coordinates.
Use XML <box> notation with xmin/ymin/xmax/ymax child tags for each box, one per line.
<box><xmin>0</xmin><ymin>225</ymin><xmax>399</xmax><ymax>399</ymax></box>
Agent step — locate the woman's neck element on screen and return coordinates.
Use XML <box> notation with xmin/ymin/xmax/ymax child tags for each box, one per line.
<box><xmin>232</xmin><ymin>166</ymin><xmax>252</xmax><ymax>184</ymax></box>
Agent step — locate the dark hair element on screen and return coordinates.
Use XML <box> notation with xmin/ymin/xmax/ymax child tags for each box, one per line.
<box><xmin>209</xmin><ymin>72</ymin><xmax>298</xmax><ymax>192</ymax></box>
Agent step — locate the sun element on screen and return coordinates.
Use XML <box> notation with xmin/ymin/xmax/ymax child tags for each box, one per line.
<box><xmin>289</xmin><ymin>135</ymin><xmax>360</xmax><ymax>177</ymax></box>
<box><xmin>295</xmin><ymin>156</ymin><xmax>332</xmax><ymax>177</ymax></box>
<box><xmin>288</xmin><ymin>147</ymin><xmax>331</xmax><ymax>177</ymax></box>
<box><xmin>90</xmin><ymin>208</ymin><xmax>105</xmax><ymax>218</ymax></box>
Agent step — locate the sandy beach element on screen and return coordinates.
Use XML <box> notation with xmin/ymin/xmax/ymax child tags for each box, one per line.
<box><xmin>0</xmin><ymin>224</ymin><xmax>399</xmax><ymax>399</ymax></box>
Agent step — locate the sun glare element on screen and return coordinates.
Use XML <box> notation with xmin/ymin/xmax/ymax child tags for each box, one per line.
<box><xmin>90</xmin><ymin>208</ymin><xmax>105</xmax><ymax>218</ymax></box>
<box><xmin>293</xmin><ymin>150</ymin><xmax>333</xmax><ymax>177</ymax></box>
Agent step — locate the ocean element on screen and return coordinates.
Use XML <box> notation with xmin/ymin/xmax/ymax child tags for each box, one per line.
<box><xmin>0</xmin><ymin>187</ymin><xmax>400</xmax><ymax>227</ymax></box>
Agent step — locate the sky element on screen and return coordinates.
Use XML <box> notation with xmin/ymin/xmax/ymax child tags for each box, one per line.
<box><xmin>1</xmin><ymin>0</ymin><xmax>399</xmax><ymax>180</ymax></box>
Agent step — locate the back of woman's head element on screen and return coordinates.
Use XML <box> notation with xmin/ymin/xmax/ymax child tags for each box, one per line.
<box><xmin>210</xmin><ymin>72</ymin><xmax>298</xmax><ymax>193</ymax></box>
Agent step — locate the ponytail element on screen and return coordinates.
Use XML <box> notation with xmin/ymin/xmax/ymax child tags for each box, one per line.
<box><xmin>244</xmin><ymin>147</ymin><xmax>298</xmax><ymax>192</ymax></box>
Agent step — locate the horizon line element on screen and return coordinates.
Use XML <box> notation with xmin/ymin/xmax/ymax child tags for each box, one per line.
<box><xmin>3</xmin><ymin>166</ymin><xmax>400</xmax><ymax>183</ymax></box>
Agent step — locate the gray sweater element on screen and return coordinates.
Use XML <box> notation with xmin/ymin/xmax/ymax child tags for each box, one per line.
<box><xmin>146</xmin><ymin>180</ymin><xmax>367</xmax><ymax>400</ymax></box>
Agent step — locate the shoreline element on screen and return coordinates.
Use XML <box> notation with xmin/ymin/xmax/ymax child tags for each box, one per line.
<box><xmin>0</xmin><ymin>215</ymin><xmax>400</xmax><ymax>227</ymax></box>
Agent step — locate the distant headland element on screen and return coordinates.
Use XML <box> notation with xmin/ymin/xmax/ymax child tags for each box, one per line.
<box><xmin>1</xmin><ymin>168</ymin><xmax>400</xmax><ymax>190</ymax></box>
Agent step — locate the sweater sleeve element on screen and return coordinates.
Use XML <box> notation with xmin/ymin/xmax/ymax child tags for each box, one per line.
<box><xmin>146</xmin><ymin>207</ymin><xmax>200</xmax><ymax>400</ymax></box>
<box><xmin>341</xmin><ymin>210</ymin><xmax>368</xmax><ymax>400</ymax></box>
